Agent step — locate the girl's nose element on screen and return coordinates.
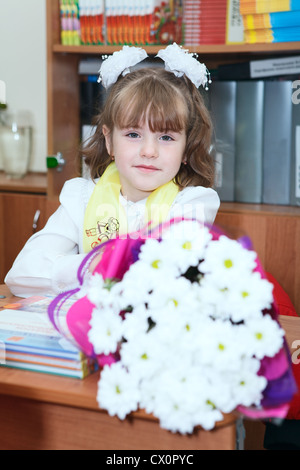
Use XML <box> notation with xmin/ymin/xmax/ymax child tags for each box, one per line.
<box><xmin>140</xmin><ymin>136</ymin><xmax>158</xmax><ymax>158</ymax></box>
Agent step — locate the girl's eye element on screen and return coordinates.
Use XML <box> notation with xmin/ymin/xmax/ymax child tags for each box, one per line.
<box><xmin>126</xmin><ymin>132</ymin><xmax>140</xmax><ymax>138</ymax></box>
<box><xmin>160</xmin><ymin>135</ymin><xmax>174</xmax><ymax>141</ymax></box>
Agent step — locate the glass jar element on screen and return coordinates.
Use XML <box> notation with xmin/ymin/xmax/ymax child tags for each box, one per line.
<box><xmin>0</xmin><ymin>110</ymin><xmax>32</xmax><ymax>179</ymax></box>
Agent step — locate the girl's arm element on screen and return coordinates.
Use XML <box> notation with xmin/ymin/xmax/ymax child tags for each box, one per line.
<box><xmin>170</xmin><ymin>186</ymin><xmax>220</xmax><ymax>225</ymax></box>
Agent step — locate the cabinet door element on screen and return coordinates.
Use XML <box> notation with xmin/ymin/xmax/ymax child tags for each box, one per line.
<box><xmin>0</xmin><ymin>193</ymin><xmax>47</xmax><ymax>282</ymax></box>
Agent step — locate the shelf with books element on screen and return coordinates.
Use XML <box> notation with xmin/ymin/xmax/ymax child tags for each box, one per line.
<box><xmin>52</xmin><ymin>41</ymin><xmax>300</xmax><ymax>55</ymax></box>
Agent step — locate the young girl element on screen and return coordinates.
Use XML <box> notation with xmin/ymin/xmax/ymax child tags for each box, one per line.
<box><xmin>5</xmin><ymin>44</ymin><xmax>220</xmax><ymax>297</ymax></box>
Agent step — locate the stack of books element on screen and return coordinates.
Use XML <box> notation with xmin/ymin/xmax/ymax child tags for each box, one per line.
<box><xmin>59</xmin><ymin>0</ymin><xmax>184</xmax><ymax>46</ymax></box>
<box><xmin>183</xmin><ymin>0</ymin><xmax>228</xmax><ymax>45</ymax></box>
<box><xmin>0</xmin><ymin>296</ymin><xmax>98</xmax><ymax>379</ymax></box>
<box><xmin>240</xmin><ymin>0</ymin><xmax>300</xmax><ymax>43</ymax></box>
<box><xmin>59</xmin><ymin>0</ymin><xmax>246</xmax><ymax>47</ymax></box>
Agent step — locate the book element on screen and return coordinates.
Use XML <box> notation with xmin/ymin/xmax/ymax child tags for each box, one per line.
<box><xmin>244</xmin><ymin>25</ymin><xmax>300</xmax><ymax>43</ymax></box>
<box><xmin>1</xmin><ymin>361</ymin><xmax>96</xmax><ymax>378</ymax></box>
<box><xmin>151</xmin><ymin>0</ymin><xmax>183</xmax><ymax>45</ymax></box>
<box><xmin>0</xmin><ymin>301</ymin><xmax>98</xmax><ymax>378</ymax></box>
<box><xmin>240</xmin><ymin>0</ymin><xmax>300</xmax><ymax>15</ymax></box>
<box><xmin>243</xmin><ymin>10</ymin><xmax>300</xmax><ymax>29</ymax></box>
<box><xmin>2</xmin><ymin>353</ymin><xmax>97</xmax><ymax>378</ymax></box>
<box><xmin>77</xmin><ymin>0</ymin><xmax>105</xmax><ymax>45</ymax></box>
<box><xmin>0</xmin><ymin>308</ymin><xmax>83</xmax><ymax>360</ymax></box>
<box><xmin>183</xmin><ymin>0</ymin><xmax>228</xmax><ymax>45</ymax></box>
<box><xmin>234</xmin><ymin>81</ymin><xmax>264</xmax><ymax>203</ymax></box>
<box><xmin>183</xmin><ymin>0</ymin><xmax>244</xmax><ymax>46</ymax></box>
<box><xmin>226</xmin><ymin>0</ymin><xmax>245</xmax><ymax>44</ymax></box>
<box><xmin>104</xmin><ymin>0</ymin><xmax>183</xmax><ymax>46</ymax></box>
<box><xmin>262</xmin><ymin>80</ymin><xmax>292</xmax><ymax>205</ymax></box>
<box><xmin>210</xmin><ymin>81</ymin><xmax>237</xmax><ymax>202</ymax></box>
<box><xmin>290</xmin><ymin>86</ymin><xmax>300</xmax><ymax>205</ymax></box>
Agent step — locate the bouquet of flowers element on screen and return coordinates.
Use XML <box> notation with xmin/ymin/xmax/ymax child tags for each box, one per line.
<box><xmin>48</xmin><ymin>219</ymin><xmax>296</xmax><ymax>434</ymax></box>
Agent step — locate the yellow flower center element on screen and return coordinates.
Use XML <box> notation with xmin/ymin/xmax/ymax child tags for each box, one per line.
<box><xmin>151</xmin><ymin>259</ymin><xmax>161</xmax><ymax>269</ymax></box>
<box><xmin>242</xmin><ymin>291</ymin><xmax>249</xmax><ymax>298</ymax></box>
<box><xmin>182</xmin><ymin>241</ymin><xmax>192</xmax><ymax>250</ymax></box>
<box><xmin>224</xmin><ymin>259</ymin><xmax>233</xmax><ymax>269</ymax></box>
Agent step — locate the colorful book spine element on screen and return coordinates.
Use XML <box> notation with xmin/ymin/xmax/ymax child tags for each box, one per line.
<box><xmin>2</xmin><ymin>357</ymin><xmax>98</xmax><ymax>379</ymax></box>
<box><xmin>183</xmin><ymin>0</ymin><xmax>227</xmax><ymax>45</ymax></box>
<box><xmin>60</xmin><ymin>0</ymin><xmax>70</xmax><ymax>45</ymax></box>
<box><xmin>240</xmin><ymin>0</ymin><xmax>300</xmax><ymax>15</ymax></box>
<box><xmin>74</xmin><ymin>0</ymin><xmax>104</xmax><ymax>45</ymax></box>
<box><xmin>150</xmin><ymin>0</ymin><xmax>183</xmax><ymax>45</ymax></box>
<box><xmin>243</xmin><ymin>10</ymin><xmax>300</xmax><ymax>29</ymax></box>
<box><xmin>226</xmin><ymin>0</ymin><xmax>245</xmax><ymax>44</ymax></box>
<box><xmin>245</xmin><ymin>25</ymin><xmax>300</xmax><ymax>42</ymax></box>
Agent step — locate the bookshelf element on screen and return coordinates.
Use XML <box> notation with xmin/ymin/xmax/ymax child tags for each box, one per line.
<box><xmin>46</xmin><ymin>0</ymin><xmax>300</xmax><ymax>313</ymax></box>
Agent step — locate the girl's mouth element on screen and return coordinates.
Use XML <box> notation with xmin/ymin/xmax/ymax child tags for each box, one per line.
<box><xmin>134</xmin><ymin>165</ymin><xmax>160</xmax><ymax>173</ymax></box>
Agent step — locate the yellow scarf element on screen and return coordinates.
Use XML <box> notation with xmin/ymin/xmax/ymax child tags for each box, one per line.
<box><xmin>83</xmin><ymin>162</ymin><xmax>179</xmax><ymax>252</ymax></box>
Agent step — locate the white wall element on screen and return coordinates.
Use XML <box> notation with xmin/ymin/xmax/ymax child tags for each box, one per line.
<box><xmin>0</xmin><ymin>0</ymin><xmax>47</xmax><ymax>172</ymax></box>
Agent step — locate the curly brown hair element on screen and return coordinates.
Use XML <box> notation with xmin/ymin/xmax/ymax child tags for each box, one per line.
<box><xmin>80</xmin><ymin>66</ymin><xmax>215</xmax><ymax>189</ymax></box>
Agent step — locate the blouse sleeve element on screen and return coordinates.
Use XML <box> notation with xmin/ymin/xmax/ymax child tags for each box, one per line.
<box><xmin>4</xmin><ymin>178</ymin><xmax>93</xmax><ymax>298</ymax></box>
<box><xmin>170</xmin><ymin>186</ymin><xmax>220</xmax><ymax>225</ymax></box>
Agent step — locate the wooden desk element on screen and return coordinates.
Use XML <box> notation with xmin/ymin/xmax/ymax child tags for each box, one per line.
<box><xmin>0</xmin><ymin>285</ymin><xmax>237</xmax><ymax>450</ymax></box>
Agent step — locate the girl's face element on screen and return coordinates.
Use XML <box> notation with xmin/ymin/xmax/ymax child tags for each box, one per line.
<box><xmin>103</xmin><ymin>121</ymin><xmax>186</xmax><ymax>202</ymax></box>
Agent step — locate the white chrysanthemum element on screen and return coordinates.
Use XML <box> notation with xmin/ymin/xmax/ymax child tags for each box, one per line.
<box><xmin>199</xmin><ymin>236</ymin><xmax>257</xmax><ymax>281</ymax></box>
<box><xmin>195</xmin><ymin>319</ymin><xmax>243</xmax><ymax>370</ymax></box>
<box><xmin>147</xmin><ymin>309</ymin><xmax>201</xmax><ymax>357</ymax></box>
<box><xmin>146</xmin><ymin>275</ymin><xmax>198</xmax><ymax>316</ymax></box>
<box><xmin>119</xmin><ymin>330</ymin><xmax>164</xmax><ymax>379</ymax></box>
<box><xmin>111</xmin><ymin>267</ymin><xmax>153</xmax><ymax>310</ymax></box>
<box><xmin>156</xmin><ymin>43</ymin><xmax>209</xmax><ymax>89</ymax></box>
<box><xmin>224</xmin><ymin>272</ymin><xmax>274</xmax><ymax>322</ymax></box>
<box><xmin>190</xmin><ymin>384</ymin><xmax>225</xmax><ymax>431</ymax></box>
<box><xmin>147</xmin><ymin>368</ymin><xmax>197</xmax><ymax>434</ymax></box>
<box><xmin>98</xmin><ymin>46</ymin><xmax>148</xmax><ymax>89</ymax></box>
<box><xmin>224</xmin><ymin>358</ymin><xmax>267</xmax><ymax>408</ymax></box>
<box><xmin>244</xmin><ymin>315</ymin><xmax>285</xmax><ymax>359</ymax></box>
<box><xmin>137</xmin><ymin>238</ymin><xmax>181</xmax><ymax>277</ymax></box>
<box><xmin>199</xmin><ymin>367</ymin><xmax>238</xmax><ymax>414</ymax></box>
<box><xmin>88</xmin><ymin>307</ymin><xmax>123</xmax><ymax>355</ymax></box>
<box><xmin>97</xmin><ymin>363</ymin><xmax>140</xmax><ymax>419</ymax></box>
<box><xmin>196</xmin><ymin>276</ymin><xmax>231</xmax><ymax>320</ymax></box>
<box><xmin>160</xmin><ymin>221</ymin><xmax>212</xmax><ymax>273</ymax></box>
<box><xmin>122</xmin><ymin>305</ymin><xmax>150</xmax><ymax>341</ymax></box>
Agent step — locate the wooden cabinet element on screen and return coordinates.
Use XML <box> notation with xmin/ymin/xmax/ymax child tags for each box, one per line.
<box><xmin>0</xmin><ymin>173</ymin><xmax>48</xmax><ymax>283</ymax></box>
<box><xmin>45</xmin><ymin>0</ymin><xmax>300</xmax><ymax>312</ymax></box>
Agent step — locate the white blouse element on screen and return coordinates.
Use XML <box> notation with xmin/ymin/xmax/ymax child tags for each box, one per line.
<box><xmin>5</xmin><ymin>177</ymin><xmax>220</xmax><ymax>297</ymax></box>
